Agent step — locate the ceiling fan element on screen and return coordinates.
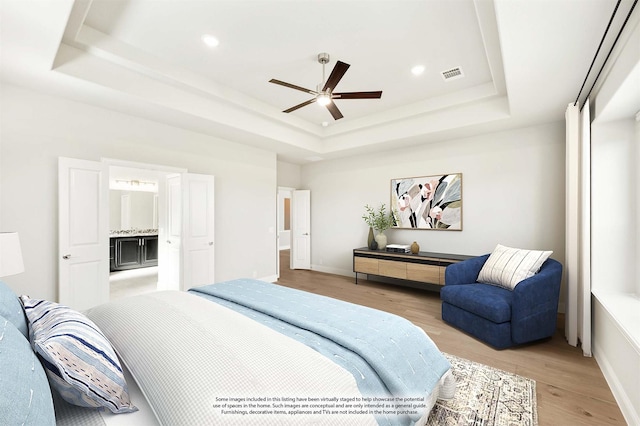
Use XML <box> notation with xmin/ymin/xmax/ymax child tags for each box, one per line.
<box><xmin>269</xmin><ymin>53</ymin><xmax>382</xmax><ymax>120</ymax></box>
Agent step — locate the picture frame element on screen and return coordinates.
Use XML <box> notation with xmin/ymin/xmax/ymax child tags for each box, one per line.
<box><xmin>391</xmin><ymin>173</ymin><xmax>462</xmax><ymax>230</ymax></box>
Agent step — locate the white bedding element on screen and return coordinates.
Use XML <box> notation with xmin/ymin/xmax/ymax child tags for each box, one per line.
<box><xmin>86</xmin><ymin>291</ymin><xmax>379</xmax><ymax>425</ymax></box>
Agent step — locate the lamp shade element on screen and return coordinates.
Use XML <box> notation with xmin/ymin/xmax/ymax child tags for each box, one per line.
<box><xmin>0</xmin><ymin>232</ymin><xmax>25</xmax><ymax>277</ymax></box>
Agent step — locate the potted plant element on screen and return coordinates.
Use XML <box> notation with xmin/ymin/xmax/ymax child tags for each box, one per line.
<box><xmin>362</xmin><ymin>203</ymin><xmax>394</xmax><ymax>249</ymax></box>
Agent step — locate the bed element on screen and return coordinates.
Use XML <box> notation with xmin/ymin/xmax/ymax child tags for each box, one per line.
<box><xmin>0</xmin><ymin>278</ymin><xmax>455</xmax><ymax>425</ymax></box>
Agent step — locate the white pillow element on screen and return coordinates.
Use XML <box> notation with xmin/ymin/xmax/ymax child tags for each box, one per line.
<box><xmin>477</xmin><ymin>244</ymin><xmax>552</xmax><ymax>290</ymax></box>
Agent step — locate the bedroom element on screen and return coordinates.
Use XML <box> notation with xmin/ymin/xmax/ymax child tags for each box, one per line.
<box><xmin>0</xmin><ymin>0</ymin><xmax>638</xmax><ymax>425</ymax></box>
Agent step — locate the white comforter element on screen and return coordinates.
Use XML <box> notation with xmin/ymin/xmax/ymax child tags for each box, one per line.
<box><xmin>87</xmin><ymin>291</ymin><xmax>378</xmax><ymax>426</ymax></box>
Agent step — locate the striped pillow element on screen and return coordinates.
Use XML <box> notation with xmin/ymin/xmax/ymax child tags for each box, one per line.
<box><xmin>477</xmin><ymin>244</ymin><xmax>553</xmax><ymax>290</ymax></box>
<box><xmin>19</xmin><ymin>296</ymin><xmax>137</xmax><ymax>414</ymax></box>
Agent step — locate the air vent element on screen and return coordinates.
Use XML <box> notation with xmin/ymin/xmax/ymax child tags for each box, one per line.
<box><xmin>441</xmin><ymin>66</ymin><xmax>464</xmax><ymax>81</ymax></box>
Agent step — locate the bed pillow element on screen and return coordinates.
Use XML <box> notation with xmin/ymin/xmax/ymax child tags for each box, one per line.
<box><xmin>0</xmin><ymin>280</ymin><xmax>28</xmax><ymax>338</ymax></box>
<box><xmin>477</xmin><ymin>244</ymin><xmax>552</xmax><ymax>290</ymax></box>
<box><xmin>0</xmin><ymin>314</ymin><xmax>55</xmax><ymax>425</ymax></box>
<box><xmin>19</xmin><ymin>296</ymin><xmax>137</xmax><ymax>414</ymax></box>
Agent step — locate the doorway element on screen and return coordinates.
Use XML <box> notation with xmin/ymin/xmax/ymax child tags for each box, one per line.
<box><xmin>59</xmin><ymin>157</ymin><xmax>216</xmax><ymax>311</ymax></box>
<box><xmin>277</xmin><ymin>187</ymin><xmax>293</xmax><ymax>278</ymax></box>
<box><xmin>277</xmin><ymin>187</ymin><xmax>293</xmax><ymax>251</ymax></box>
<box><xmin>276</xmin><ymin>187</ymin><xmax>310</xmax><ymax>278</ymax></box>
<box><xmin>108</xmin><ymin>164</ymin><xmax>171</xmax><ymax>300</ymax></box>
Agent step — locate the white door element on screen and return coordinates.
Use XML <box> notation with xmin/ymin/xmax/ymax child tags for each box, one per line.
<box><xmin>58</xmin><ymin>157</ymin><xmax>109</xmax><ymax>310</ymax></box>
<box><xmin>158</xmin><ymin>173</ymin><xmax>182</xmax><ymax>291</ymax></box>
<box><xmin>291</xmin><ymin>190</ymin><xmax>311</xmax><ymax>270</ymax></box>
<box><xmin>182</xmin><ymin>173</ymin><xmax>215</xmax><ymax>290</ymax></box>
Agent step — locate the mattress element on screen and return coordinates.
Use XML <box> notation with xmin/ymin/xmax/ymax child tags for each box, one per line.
<box><xmin>86</xmin><ymin>290</ymin><xmax>379</xmax><ymax>425</ymax></box>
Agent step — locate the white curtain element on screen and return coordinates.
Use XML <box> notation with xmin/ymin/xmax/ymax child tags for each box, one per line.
<box><xmin>565</xmin><ymin>101</ymin><xmax>592</xmax><ymax>357</ymax></box>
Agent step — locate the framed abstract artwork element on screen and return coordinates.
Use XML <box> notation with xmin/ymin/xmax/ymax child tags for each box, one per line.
<box><xmin>391</xmin><ymin>173</ymin><xmax>462</xmax><ymax>230</ymax></box>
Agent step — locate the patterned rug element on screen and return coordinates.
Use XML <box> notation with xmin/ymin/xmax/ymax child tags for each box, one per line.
<box><xmin>428</xmin><ymin>353</ymin><xmax>538</xmax><ymax>426</ymax></box>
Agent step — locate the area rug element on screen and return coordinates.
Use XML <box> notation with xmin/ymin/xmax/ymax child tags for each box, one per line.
<box><xmin>428</xmin><ymin>353</ymin><xmax>538</xmax><ymax>426</ymax></box>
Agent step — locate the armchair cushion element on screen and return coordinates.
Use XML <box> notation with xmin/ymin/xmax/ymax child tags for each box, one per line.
<box><xmin>440</xmin><ymin>283</ymin><xmax>512</xmax><ymax>323</ymax></box>
<box><xmin>477</xmin><ymin>244</ymin><xmax>552</xmax><ymax>290</ymax></box>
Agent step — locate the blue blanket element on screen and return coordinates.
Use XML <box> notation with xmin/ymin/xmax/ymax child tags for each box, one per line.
<box><xmin>189</xmin><ymin>279</ymin><xmax>451</xmax><ymax>425</ymax></box>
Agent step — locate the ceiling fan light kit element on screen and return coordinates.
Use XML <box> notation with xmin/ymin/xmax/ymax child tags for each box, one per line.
<box><xmin>316</xmin><ymin>93</ymin><xmax>332</xmax><ymax>106</ymax></box>
<box><xmin>269</xmin><ymin>52</ymin><xmax>382</xmax><ymax>120</ymax></box>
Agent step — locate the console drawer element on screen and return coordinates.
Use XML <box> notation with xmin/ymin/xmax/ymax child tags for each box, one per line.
<box><xmin>406</xmin><ymin>263</ymin><xmax>442</xmax><ymax>285</ymax></box>
<box><xmin>379</xmin><ymin>260</ymin><xmax>407</xmax><ymax>279</ymax></box>
<box><xmin>354</xmin><ymin>257</ymin><xmax>379</xmax><ymax>275</ymax></box>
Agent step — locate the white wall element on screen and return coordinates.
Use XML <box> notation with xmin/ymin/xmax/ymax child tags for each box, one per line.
<box><xmin>591</xmin><ymin>119</ymin><xmax>636</xmax><ymax>294</ymax></box>
<box><xmin>591</xmin><ymin>107</ymin><xmax>640</xmax><ymax>426</ymax></box>
<box><xmin>589</xmin><ymin>9</ymin><xmax>640</xmax><ymax>424</ymax></box>
<box><xmin>302</xmin><ymin>122</ymin><xmax>566</xmax><ymax>286</ymax></box>
<box><xmin>277</xmin><ymin>160</ymin><xmax>302</xmax><ymax>188</ymax></box>
<box><xmin>0</xmin><ymin>84</ymin><xmax>277</xmax><ymax>300</ymax></box>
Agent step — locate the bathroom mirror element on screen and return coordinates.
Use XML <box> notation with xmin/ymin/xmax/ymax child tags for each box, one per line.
<box><xmin>109</xmin><ymin>190</ymin><xmax>157</xmax><ymax>231</ymax></box>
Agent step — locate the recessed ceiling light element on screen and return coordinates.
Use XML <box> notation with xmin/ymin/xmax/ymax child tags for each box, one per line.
<box><xmin>411</xmin><ymin>65</ymin><xmax>425</xmax><ymax>76</ymax></box>
<box><xmin>321</xmin><ymin>121</ymin><xmax>329</xmax><ymax>127</ymax></box>
<box><xmin>201</xmin><ymin>34</ymin><xmax>219</xmax><ymax>48</ymax></box>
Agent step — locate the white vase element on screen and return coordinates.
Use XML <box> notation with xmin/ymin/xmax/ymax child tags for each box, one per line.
<box><xmin>374</xmin><ymin>232</ymin><xmax>387</xmax><ymax>250</ymax></box>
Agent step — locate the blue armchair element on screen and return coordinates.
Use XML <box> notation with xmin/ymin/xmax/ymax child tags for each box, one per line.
<box><xmin>440</xmin><ymin>255</ymin><xmax>562</xmax><ymax>349</ymax></box>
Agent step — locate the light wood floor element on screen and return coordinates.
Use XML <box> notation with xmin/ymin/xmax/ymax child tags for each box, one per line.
<box><xmin>276</xmin><ymin>250</ymin><xmax>626</xmax><ymax>426</ymax></box>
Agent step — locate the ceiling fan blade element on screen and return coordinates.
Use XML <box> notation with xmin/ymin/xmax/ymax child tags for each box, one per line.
<box><xmin>283</xmin><ymin>99</ymin><xmax>316</xmax><ymax>113</ymax></box>
<box><xmin>333</xmin><ymin>91</ymin><xmax>383</xmax><ymax>99</ymax></box>
<box><xmin>325</xmin><ymin>102</ymin><xmax>344</xmax><ymax>120</ymax></box>
<box><xmin>322</xmin><ymin>61</ymin><xmax>350</xmax><ymax>92</ymax></box>
<box><xmin>269</xmin><ymin>79</ymin><xmax>316</xmax><ymax>95</ymax></box>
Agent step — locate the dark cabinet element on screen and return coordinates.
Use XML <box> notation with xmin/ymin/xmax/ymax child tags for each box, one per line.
<box><xmin>111</xmin><ymin>236</ymin><xmax>158</xmax><ymax>271</ymax></box>
<box><xmin>142</xmin><ymin>237</ymin><xmax>158</xmax><ymax>265</ymax></box>
<box><xmin>116</xmin><ymin>237</ymin><xmax>141</xmax><ymax>269</ymax></box>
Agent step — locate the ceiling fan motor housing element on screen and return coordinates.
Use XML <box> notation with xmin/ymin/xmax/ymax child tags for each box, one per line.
<box><xmin>318</xmin><ymin>52</ymin><xmax>330</xmax><ymax>64</ymax></box>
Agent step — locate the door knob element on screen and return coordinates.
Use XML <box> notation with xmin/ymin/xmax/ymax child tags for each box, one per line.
<box><xmin>208</xmin><ymin>242</ymin><xmax>213</xmax><ymax>246</ymax></box>
<box><xmin>62</xmin><ymin>254</ymin><xmax>71</xmax><ymax>260</ymax></box>
<box><xmin>167</xmin><ymin>240</ymin><xmax>172</xmax><ymax>244</ymax></box>
<box><xmin>303</xmin><ymin>233</ymin><xmax>309</xmax><ymax>236</ymax></box>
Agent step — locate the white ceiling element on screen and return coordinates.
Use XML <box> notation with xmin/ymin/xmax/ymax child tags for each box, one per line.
<box><xmin>83</xmin><ymin>0</ymin><xmax>494</xmax><ymax>122</ymax></box>
<box><xmin>0</xmin><ymin>0</ymin><xmax>628</xmax><ymax>164</ymax></box>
